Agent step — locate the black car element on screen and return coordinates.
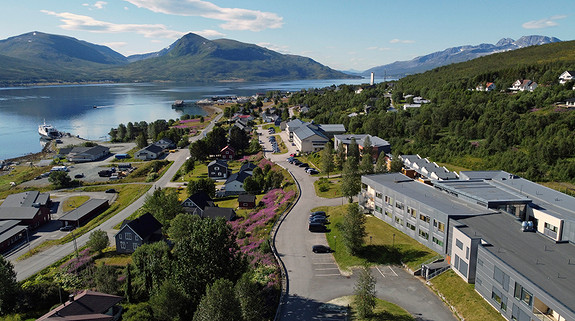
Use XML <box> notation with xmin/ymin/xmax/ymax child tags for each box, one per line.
<box><xmin>298</xmin><ymin>163</ymin><xmax>309</xmax><ymax>168</ymax></box>
<box><xmin>310</xmin><ymin>211</ymin><xmax>327</xmax><ymax>217</ymax></box>
<box><xmin>309</xmin><ymin>216</ymin><xmax>329</xmax><ymax>225</ymax></box>
<box><xmin>293</xmin><ymin>160</ymin><xmax>302</xmax><ymax>165</ymax></box>
<box><xmin>105</xmin><ymin>188</ymin><xmax>118</xmax><ymax>193</ymax></box>
<box><xmin>74</xmin><ymin>173</ymin><xmax>84</xmax><ymax>178</ymax></box>
<box><xmin>312</xmin><ymin>245</ymin><xmax>333</xmax><ymax>253</ymax></box>
<box><xmin>307</xmin><ymin>169</ymin><xmax>319</xmax><ymax>175</ymax></box>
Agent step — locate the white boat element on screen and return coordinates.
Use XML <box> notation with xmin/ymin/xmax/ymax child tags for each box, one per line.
<box><xmin>38</xmin><ymin>121</ymin><xmax>60</xmax><ymax>139</ymax></box>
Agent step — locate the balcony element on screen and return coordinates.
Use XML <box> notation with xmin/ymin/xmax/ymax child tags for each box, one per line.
<box><xmin>533</xmin><ymin>297</ymin><xmax>561</xmax><ymax>321</ymax></box>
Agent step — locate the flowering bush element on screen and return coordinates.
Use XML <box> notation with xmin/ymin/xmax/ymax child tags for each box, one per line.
<box><xmin>60</xmin><ymin>248</ymin><xmax>95</xmax><ymax>274</ymax></box>
<box><xmin>230</xmin><ymin>187</ymin><xmax>296</xmax><ymax>289</ymax></box>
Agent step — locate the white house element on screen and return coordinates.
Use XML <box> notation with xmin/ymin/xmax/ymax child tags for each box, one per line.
<box><xmin>224</xmin><ymin>171</ymin><xmax>252</xmax><ymax>195</ymax></box>
<box><xmin>511</xmin><ymin>79</ymin><xmax>537</xmax><ymax>92</ymax></box>
<box><xmin>293</xmin><ymin>125</ymin><xmax>329</xmax><ymax>153</ymax></box>
<box><xmin>135</xmin><ymin>144</ymin><xmax>164</xmax><ymax>160</ymax></box>
<box><xmin>559</xmin><ymin>71</ymin><xmax>575</xmax><ymax>84</ymax></box>
<box><xmin>67</xmin><ymin>145</ymin><xmax>110</xmax><ymax>163</ymax></box>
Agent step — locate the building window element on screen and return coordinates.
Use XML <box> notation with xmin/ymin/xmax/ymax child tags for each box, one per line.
<box><xmin>432</xmin><ymin>236</ymin><xmax>444</xmax><ymax>246</ymax></box>
<box><xmin>395</xmin><ymin>216</ymin><xmax>403</xmax><ymax>226</ymax></box>
<box><xmin>384</xmin><ymin>195</ymin><xmax>393</xmax><ymax>206</ymax></box>
<box><xmin>133</xmin><ymin>243</ymin><xmax>138</xmax><ymax>250</ymax></box>
<box><xmin>375</xmin><ymin>192</ymin><xmax>382</xmax><ymax>199</ymax></box>
<box><xmin>395</xmin><ymin>201</ymin><xmax>404</xmax><ymax>210</ymax></box>
<box><xmin>433</xmin><ymin>219</ymin><xmax>445</xmax><ymax>233</ymax></box>
<box><xmin>385</xmin><ymin>210</ymin><xmax>392</xmax><ymax>218</ymax></box>
<box><xmin>419</xmin><ymin>214</ymin><xmax>430</xmax><ymax>224</ymax></box>
<box><xmin>418</xmin><ymin>229</ymin><xmax>429</xmax><ymax>240</ymax></box>
<box><xmin>514</xmin><ymin>283</ymin><xmax>533</xmax><ymax>307</ymax></box>
<box><xmin>478</xmin><ymin>258</ymin><xmax>483</xmax><ymax>266</ymax></box>
<box><xmin>456</xmin><ymin>239</ymin><xmax>463</xmax><ymax>250</ymax></box>
<box><xmin>466</xmin><ymin>247</ymin><xmax>469</xmax><ymax>259</ymax></box>
<box><xmin>544</xmin><ymin>222</ymin><xmax>558</xmax><ymax>232</ymax></box>
<box><xmin>491</xmin><ymin>288</ymin><xmax>507</xmax><ymax>311</ymax></box>
<box><xmin>406</xmin><ymin>222</ymin><xmax>416</xmax><ymax>231</ymax></box>
<box><xmin>375</xmin><ymin>205</ymin><xmax>382</xmax><ymax>213</ymax></box>
<box><xmin>125</xmin><ymin>233</ymin><xmax>132</xmax><ymax>240</ymax></box>
<box><xmin>407</xmin><ymin>206</ymin><xmax>417</xmax><ymax>218</ymax></box>
<box><xmin>476</xmin><ymin>277</ymin><xmax>482</xmax><ymax>286</ymax></box>
<box><xmin>120</xmin><ymin>241</ymin><xmax>126</xmax><ymax>249</ymax></box>
<box><xmin>494</xmin><ymin>266</ymin><xmax>510</xmax><ymax>291</ymax></box>
<box><xmin>118</xmin><ymin>234</ymin><xmax>122</xmax><ymax>240</ymax></box>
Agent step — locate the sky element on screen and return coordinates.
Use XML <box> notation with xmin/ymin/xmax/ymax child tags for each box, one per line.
<box><xmin>1</xmin><ymin>0</ymin><xmax>574</xmax><ymax>71</ymax></box>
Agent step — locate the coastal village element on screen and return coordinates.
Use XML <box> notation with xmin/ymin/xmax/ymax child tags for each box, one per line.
<box><xmin>2</xmin><ymin>66</ymin><xmax>575</xmax><ymax>321</ymax></box>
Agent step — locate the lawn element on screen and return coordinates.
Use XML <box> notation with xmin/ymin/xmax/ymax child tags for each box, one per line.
<box><xmin>214</xmin><ymin>194</ymin><xmax>265</xmax><ymax>218</ymax></box>
<box><xmin>322</xmin><ymin>204</ymin><xmax>438</xmax><ymax>272</ymax></box>
<box><xmin>430</xmin><ymin>270</ymin><xmax>505</xmax><ymax>321</ymax></box>
<box><xmin>0</xmin><ymin>165</ymin><xmax>51</xmax><ymax>197</ymax></box>
<box><xmin>18</xmin><ymin>184</ymin><xmax>151</xmax><ymax>260</ymax></box>
<box><xmin>314</xmin><ymin>177</ymin><xmax>343</xmax><ymax>198</ymax></box>
<box><xmin>335</xmin><ymin>295</ymin><xmax>414</xmax><ymax>321</ymax></box>
<box><xmin>61</xmin><ymin>195</ymin><xmax>90</xmax><ymax>212</ymax></box>
<box><xmin>93</xmin><ymin>248</ymin><xmax>132</xmax><ymax>266</ymax></box>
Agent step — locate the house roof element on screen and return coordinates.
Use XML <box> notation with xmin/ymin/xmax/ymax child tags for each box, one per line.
<box><xmin>0</xmin><ymin>220</ymin><xmax>26</xmax><ymax>244</ymax></box>
<box><xmin>221</xmin><ymin>145</ymin><xmax>235</xmax><ymax>153</ymax></box>
<box><xmin>119</xmin><ymin>213</ymin><xmax>162</xmax><ymax>240</ymax></box>
<box><xmin>238</xmin><ymin>194</ymin><xmax>256</xmax><ymax>203</ymax></box>
<box><xmin>208</xmin><ymin>159</ymin><xmax>228</xmax><ymax>168</ymax></box>
<box><xmin>0</xmin><ymin>207</ymin><xmax>40</xmax><ymax>220</ymax></box>
<box><xmin>203</xmin><ymin>207</ymin><xmax>236</xmax><ymax>221</ymax></box>
<box><xmin>239</xmin><ymin>162</ymin><xmax>257</xmax><ymax>173</ymax></box>
<box><xmin>36</xmin><ymin>290</ymin><xmax>122</xmax><ymax>321</ymax></box>
<box><xmin>58</xmin><ymin>199</ymin><xmax>108</xmax><ymax>223</ymax></box>
<box><xmin>69</xmin><ymin>145</ymin><xmax>109</xmax><ymax>157</ymax></box>
<box><xmin>1</xmin><ymin>191</ymin><xmax>50</xmax><ymax>208</ymax></box>
<box><xmin>140</xmin><ymin>144</ymin><xmax>164</xmax><ymax>154</ymax></box>
<box><xmin>155</xmin><ymin>138</ymin><xmax>174</xmax><ymax>145</ymax></box>
<box><xmin>226</xmin><ymin>171</ymin><xmax>252</xmax><ymax>184</ymax></box>
<box><xmin>454</xmin><ymin>213</ymin><xmax>575</xmax><ymax>313</ymax></box>
<box><xmin>335</xmin><ymin>134</ymin><xmax>390</xmax><ymax>148</ymax></box>
<box><xmin>293</xmin><ymin>125</ymin><xmax>328</xmax><ymax>141</ymax></box>
<box><xmin>362</xmin><ymin>173</ymin><xmax>494</xmax><ymax>217</ymax></box>
<box><xmin>318</xmin><ymin>124</ymin><xmax>346</xmax><ymax>133</ymax></box>
<box><xmin>183</xmin><ymin>191</ymin><xmax>215</xmax><ymax>210</ymax></box>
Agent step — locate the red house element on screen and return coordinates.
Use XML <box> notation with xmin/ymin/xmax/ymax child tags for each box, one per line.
<box><xmin>238</xmin><ymin>194</ymin><xmax>257</xmax><ymax>209</ymax></box>
<box><xmin>221</xmin><ymin>145</ymin><xmax>236</xmax><ymax>160</ymax></box>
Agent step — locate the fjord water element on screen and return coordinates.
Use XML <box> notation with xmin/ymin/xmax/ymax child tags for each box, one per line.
<box><xmin>0</xmin><ymin>78</ymin><xmax>368</xmax><ymax>160</ymax></box>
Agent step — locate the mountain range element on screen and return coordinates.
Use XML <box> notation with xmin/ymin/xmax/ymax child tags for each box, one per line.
<box><xmin>363</xmin><ymin>35</ymin><xmax>561</xmax><ymax>78</ymax></box>
<box><xmin>0</xmin><ymin>31</ymin><xmax>353</xmax><ymax>85</ymax></box>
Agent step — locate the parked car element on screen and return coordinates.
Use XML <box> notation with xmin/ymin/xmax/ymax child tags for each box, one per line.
<box><xmin>74</xmin><ymin>173</ymin><xmax>84</xmax><ymax>178</ymax></box>
<box><xmin>309</xmin><ymin>216</ymin><xmax>329</xmax><ymax>225</ymax></box>
<box><xmin>307</xmin><ymin>168</ymin><xmax>319</xmax><ymax>175</ymax></box>
<box><xmin>59</xmin><ymin>225</ymin><xmax>75</xmax><ymax>232</ymax></box>
<box><xmin>312</xmin><ymin>245</ymin><xmax>333</xmax><ymax>253</ymax></box>
<box><xmin>105</xmin><ymin>188</ymin><xmax>118</xmax><ymax>193</ymax></box>
<box><xmin>310</xmin><ymin>211</ymin><xmax>327</xmax><ymax>217</ymax></box>
<box><xmin>298</xmin><ymin>163</ymin><xmax>309</xmax><ymax>168</ymax></box>
<box><xmin>308</xmin><ymin>223</ymin><xmax>327</xmax><ymax>232</ymax></box>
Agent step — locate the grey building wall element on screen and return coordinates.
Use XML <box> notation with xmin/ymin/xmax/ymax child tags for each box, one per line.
<box><xmin>115</xmin><ymin>227</ymin><xmax>142</xmax><ymax>254</ymax></box>
<box><xmin>475</xmin><ymin>246</ymin><xmax>575</xmax><ymax>321</ymax></box>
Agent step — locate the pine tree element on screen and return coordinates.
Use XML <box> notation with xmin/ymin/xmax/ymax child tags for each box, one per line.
<box><xmin>193</xmin><ymin>279</ymin><xmax>242</xmax><ymax>321</ymax></box>
<box><xmin>320</xmin><ymin>142</ymin><xmax>335</xmax><ymax>177</ymax></box>
<box><xmin>341</xmin><ymin>203</ymin><xmax>367</xmax><ymax>255</ymax></box>
<box><xmin>341</xmin><ymin>157</ymin><xmax>361</xmax><ymax>203</ymax></box>
<box><xmin>353</xmin><ymin>266</ymin><xmax>376</xmax><ymax>319</ymax></box>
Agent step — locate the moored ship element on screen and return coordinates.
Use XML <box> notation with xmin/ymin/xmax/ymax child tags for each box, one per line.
<box><xmin>38</xmin><ymin>121</ymin><xmax>60</xmax><ymax>139</ymax></box>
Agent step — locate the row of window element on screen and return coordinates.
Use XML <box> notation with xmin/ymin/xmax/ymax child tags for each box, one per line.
<box><xmin>374</xmin><ymin>199</ymin><xmax>445</xmax><ymax>233</ymax></box>
<box><xmin>118</xmin><ymin>232</ymin><xmax>141</xmax><ymax>241</ymax></box>
<box><xmin>119</xmin><ymin>241</ymin><xmax>139</xmax><ymax>250</ymax></box>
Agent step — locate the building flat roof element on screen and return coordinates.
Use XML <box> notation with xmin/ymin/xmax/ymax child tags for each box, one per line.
<box><xmin>0</xmin><ymin>207</ymin><xmax>40</xmax><ymax>220</ymax></box>
<box><xmin>334</xmin><ymin>134</ymin><xmax>390</xmax><ymax>147</ymax></box>
<box><xmin>362</xmin><ymin>173</ymin><xmax>493</xmax><ymax>217</ymax></box>
<box><xmin>455</xmin><ymin>213</ymin><xmax>575</xmax><ymax>312</ymax></box>
<box><xmin>433</xmin><ymin>179</ymin><xmax>531</xmax><ymax>206</ymax></box>
<box><xmin>0</xmin><ymin>220</ymin><xmax>26</xmax><ymax>244</ymax></box>
<box><xmin>1</xmin><ymin>191</ymin><xmax>49</xmax><ymax>208</ymax></box>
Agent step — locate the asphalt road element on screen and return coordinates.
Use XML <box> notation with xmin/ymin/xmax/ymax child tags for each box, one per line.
<box><xmin>10</xmin><ymin>112</ymin><xmax>222</xmax><ymax>281</ymax></box>
<box><xmin>262</xmin><ymin>127</ymin><xmax>457</xmax><ymax>321</ymax></box>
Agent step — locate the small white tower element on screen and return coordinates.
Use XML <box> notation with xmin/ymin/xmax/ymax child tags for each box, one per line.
<box><xmin>370</xmin><ymin>72</ymin><xmax>375</xmax><ymax>86</ymax></box>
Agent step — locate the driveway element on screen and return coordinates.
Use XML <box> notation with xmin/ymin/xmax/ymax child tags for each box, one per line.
<box><xmin>259</xmin><ymin>125</ymin><xmax>457</xmax><ymax>321</ymax></box>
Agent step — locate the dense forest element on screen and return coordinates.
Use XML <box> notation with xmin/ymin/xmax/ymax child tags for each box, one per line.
<box><xmin>290</xmin><ymin>40</ymin><xmax>575</xmax><ymax>182</ymax></box>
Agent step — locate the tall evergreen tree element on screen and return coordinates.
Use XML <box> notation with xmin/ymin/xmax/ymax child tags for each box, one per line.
<box><xmin>320</xmin><ymin>142</ymin><xmax>335</xmax><ymax>178</ymax></box>
<box><xmin>347</xmin><ymin>138</ymin><xmax>360</xmax><ymax>166</ymax></box>
<box><xmin>353</xmin><ymin>266</ymin><xmax>376</xmax><ymax>319</ymax></box>
<box><xmin>0</xmin><ymin>255</ymin><xmax>18</xmax><ymax>315</ymax></box>
<box><xmin>341</xmin><ymin>203</ymin><xmax>367</xmax><ymax>255</ymax></box>
<box><xmin>335</xmin><ymin>142</ymin><xmax>346</xmax><ymax>170</ymax></box>
<box><xmin>341</xmin><ymin>157</ymin><xmax>361</xmax><ymax>203</ymax></box>
<box><xmin>235</xmin><ymin>273</ymin><xmax>267</xmax><ymax>321</ymax></box>
<box><xmin>374</xmin><ymin>152</ymin><xmax>388</xmax><ymax>174</ymax></box>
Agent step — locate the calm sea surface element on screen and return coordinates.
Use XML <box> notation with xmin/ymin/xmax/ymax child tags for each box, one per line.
<box><xmin>0</xmin><ymin>78</ymin><xmax>371</xmax><ymax>160</ymax></box>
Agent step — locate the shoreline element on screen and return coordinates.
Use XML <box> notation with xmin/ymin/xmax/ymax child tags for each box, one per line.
<box><xmin>3</xmin><ymin>104</ymin><xmax>223</xmax><ymax>164</ymax></box>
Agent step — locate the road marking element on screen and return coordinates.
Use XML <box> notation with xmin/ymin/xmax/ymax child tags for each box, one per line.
<box><xmin>313</xmin><ymin>262</ymin><xmax>335</xmax><ymax>265</ymax></box>
<box><xmin>375</xmin><ymin>265</ymin><xmax>386</xmax><ymax>278</ymax></box>
<box><xmin>316</xmin><ymin>273</ymin><xmax>341</xmax><ymax>277</ymax></box>
<box><xmin>388</xmin><ymin>266</ymin><xmax>398</xmax><ymax>276</ymax></box>
<box><xmin>315</xmin><ymin>268</ymin><xmax>339</xmax><ymax>271</ymax></box>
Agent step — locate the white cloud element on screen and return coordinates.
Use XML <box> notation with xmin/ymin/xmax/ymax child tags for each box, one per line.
<box><xmin>41</xmin><ymin>10</ymin><xmax>186</xmax><ymax>38</ymax></box>
<box><xmin>522</xmin><ymin>15</ymin><xmax>567</xmax><ymax>29</ymax></box>
<box><xmin>195</xmin><ymin>29</ymin><xmax>225</xmax><ymax>38</ymax></box>
<box><xmin>82</xmin><ymin>1</ymin><xmax>107</xmax><ymax>9</ymax></box>
<box><xmin>123</xmin><ymin>0</ymin><xmax>283</xmax><ymax>31</ymax></box>
<box><xmin>103</xmin><ymin>41</ymin><xmax>127</xmax><ymax>48</ymax></box>
<box><xmin>389</xmin><ymin>39</ymin><xmax>415</xmax><ymax>44</ymax></box>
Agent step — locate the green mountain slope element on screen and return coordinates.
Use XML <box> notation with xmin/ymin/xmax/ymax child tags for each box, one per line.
<box><xmin>0</xmin><ymin>31</ymin><xmax>354</xmax><ymax>85</ymax></box>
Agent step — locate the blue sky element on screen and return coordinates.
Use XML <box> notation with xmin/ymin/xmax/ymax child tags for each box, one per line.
<box><xmin>1</xmin><ymin>0</ymin><xmax>574</xmax><ymax>71</ymax></box>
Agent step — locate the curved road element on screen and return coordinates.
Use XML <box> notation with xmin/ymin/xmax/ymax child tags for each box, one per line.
<box><xmin>11</xmin><ymin>112</ymin><xmax>222</xmax><ymax>281</ymax></box>
<box><xmin>263</xmin><ymin>127</ymin><xmax>457</xmax><ymax>321</ymax></box>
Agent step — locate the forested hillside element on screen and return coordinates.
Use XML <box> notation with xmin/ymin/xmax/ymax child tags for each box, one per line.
<box><xmin>290</xmin><ymin>40</ymin><xmax>575</xmax><ymax>182</ymax></box>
